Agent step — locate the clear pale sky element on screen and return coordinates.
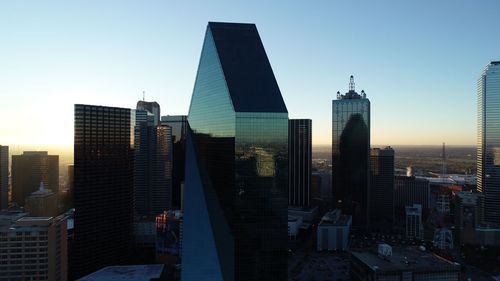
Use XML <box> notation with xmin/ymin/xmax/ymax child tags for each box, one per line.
<box><xmin>1</xmin><ymin>0</ymin><xmax>499</xmax><ymax>147</ymax></box>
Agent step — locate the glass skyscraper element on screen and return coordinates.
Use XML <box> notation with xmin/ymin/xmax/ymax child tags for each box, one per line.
<box><xmin>370</xmin><ymin>147</ymin><xmax>394</xmax><ymax>232</ymax></box>
<box><xmin>477</xmin><ymin>61</ymin><xmax>500</xmax><ymax>224</ymax></box>
<box><xmin>289</xmin><ymin>119</ymin><xmax>312</xmax><ymax>208</ymax></box>
<box><xmin>182</xmin><ymin>22</ymin><xmax>288</xmax><ymax>281</ymax></box>
<box><xmin>73</xmin><ymin>104</ymin><xmax>134</xmax><ymax>278</ymax></box>
<box><xmin>332</xmin><ymin>75</ymin><xmax>370</xmax><ymax>230</ymax></box>
<box><xmin>0</xmin><ymin>145</ymin><xmax>8</xmax><ymax>210</ymax></box>
<box><xmin>134</xmin><ymin>101</ymin><xmax>173</xmax><ymax>216</ymax></box>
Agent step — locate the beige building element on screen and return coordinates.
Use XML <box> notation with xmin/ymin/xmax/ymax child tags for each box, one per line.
<box><xmin>0</xmin><ymin>211</ymin><xmax>67</xmax><ymax>281</ymax></box>
<box><xmin>25</xmin><ymin>182</ymin><xmax>58</xmax><ymax>217</ymax></box>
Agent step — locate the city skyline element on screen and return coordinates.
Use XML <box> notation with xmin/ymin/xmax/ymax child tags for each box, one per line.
<box><xmin>1</xmin><ymin>1</ymin><xmax>500</xmax><ymax>147</ymax></box>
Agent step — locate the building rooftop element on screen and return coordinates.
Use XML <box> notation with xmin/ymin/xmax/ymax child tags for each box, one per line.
<box><xmin>318</xmin><ymin>209</ymin><xmax>352</xmax><ymax>227</ymax></box>
<box><xmin>77</xmin><ymin>265</ymin><xmax>164</xmax><ymax>281</ymax></box>
<box><xmin>207</xmin><ymin>22</ymin><xmax>287</xmax><ymax>113</ymax></box>
<box><xmin>351</xmin><ymin>246</ymin><xmax>459</xmax><ymax>273</ymax></box>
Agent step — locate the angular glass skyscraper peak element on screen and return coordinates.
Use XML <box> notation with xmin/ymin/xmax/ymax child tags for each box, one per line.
<box><xmin>477</xmin><ymin>61</ymin><xmax>500</xmax><ymax>224</ymax></box>
<box><xmin>332</xmin><ymin>75</ymin><xmax>370</xmax><ymax>230</ymax></box>
<box><xmin>182</xmin><ymin>22</ymin><xmax>288</xmax><ymax>281</ymax></box>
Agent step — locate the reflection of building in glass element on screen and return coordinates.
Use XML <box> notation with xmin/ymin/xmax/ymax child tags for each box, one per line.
<box><xmin>73</xmin><ymin>104</ymin><xmax>134</xmax><ymax>279</ymax></box>
<box><xmin>332</xmin><ymin>75</ymin><xmax>370</xmax><ymax>229</ymax></box>
<box><xmin>161</xmin><ymin>115</ymin><xmax>188</xmax><ymax>210</ymax></box>
<box><xmin>370</xmin><ymin>147</ymin><xmax>394</xmax><ymax>232</ymax></box>
<box><xmin>182</xmin><ymin>22</ymin><xmax>288</xmax><ymax>281</ymax></box>
<box><xmin>477</xmin><ymin>61</ymin><xmax>500</xmax><ymax>224</ymax></box>
<box><xmin>0</xmin><ymin>145</ymin><xmax>8</xmax><ymax>210</ymax></box>
<box><xmin>289</xmin><ymin>119</ymin><xmax>312</xmax><ymax>208</ymax></box>
<box><xmin>134</xmin><ymin>101</ymin><xmax>173</xmax><ymax>216</ymax></box>
<box><xmin>405</xmin><ymin>204</ymin><xmax>423</xmax><ymax>240</ymax></box>
<box><xmin>12</xmin><ymin>151</ymin><xmax>59</xmax><ymax>207</ymax></box>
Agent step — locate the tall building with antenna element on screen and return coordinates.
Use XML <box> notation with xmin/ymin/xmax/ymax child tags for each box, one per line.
<box><xmin>332</xmin><ymin>75</ymin><xmax>371</xmax><ymax>230</ymax></box>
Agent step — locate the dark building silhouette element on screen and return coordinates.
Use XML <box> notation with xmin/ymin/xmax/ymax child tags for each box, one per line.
<box><xmin>72</xmin><ymin>104</ymin><xmax>134</xmax><ymax>278</ymax></box>
<box><xmin>11</xmin><ymin>151</ymin><xmax>58</xmax><ymax>207</ymax></box>
<box><xmin>477</xmin><ymin>61</ymin><xmax>500</xmax><ymax>224</ymax></box>
<box><xmin>134</xmin><ymin>101</ymin><xmax>173</xmax><ymax>216</ymax></box>
<box><xmin>161</xmin><ymin>115</ymin><xmax>187</xmax><ymax>210</ymax></box>
<box><xmin>332</xmin><ymin>76</ymin><xmax>370</xmax><ymax>229</ymax></box>
<box><xmin>289</xmin><ymin>119</ymin><xmax>312</xmax><ymax>208</ymax></box>
<box><xmin>370</xmin><ymin>147</ymin><xmax>395</xmax><ymax>232</ymax></box>
<box><xmin>0</xmin><ymin>145</ymin><xmax>8</xmax><ymax>210</ymax></box>
<box><xmin>182</xmin><ymin>22</ymin><xmax>288</xmax><ymax>281</ymax></box>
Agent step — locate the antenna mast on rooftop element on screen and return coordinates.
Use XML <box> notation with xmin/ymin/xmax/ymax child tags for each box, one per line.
<box><xmin>349</xmin><ymin>75</ymin><xmax>355</xmax><ymax>91</ymax></box>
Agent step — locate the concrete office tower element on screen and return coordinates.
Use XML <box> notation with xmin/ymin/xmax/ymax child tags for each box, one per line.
<box><xmin>160</xmin><ymin>115</ymin><xmax>188</xmax><ymax>210</ymax></box>
<box><xmin>477</xmin><ymin>61</ymin><xmax>500</xmax><ymax>224</ymax></box>
<box><xmin>182</xmin><ymin>22</ymin><xmax>288</xmax><ymax>281</ymax></box>
<box><xmin>0</xmin><ymin>211</ymin><xmax>67</xmax><ymax>281</ymax></box>
<box><xmin>11</xmin><ymin>151</ymin><xmax>59</xmax><ymax>207</ymax></box>
<box><xmin>370</xmin><ymin>147</ymin><xmax>395</xmax><ymax>232</ymax></box>
<box><xmin>25</xmin><ymin>182</ymin><xmax>58</xmax><ymax>217</ymax></box>
<box><xmin>394</xmin><ymin>176</ymin><xmax>430</xmax><ymax>210</ymax></box>
<box><xmin>289</xmin><ymin>119</ymin><xmax>312</xmax><ymax>208</ymax></box>
<box><xmin>454</xmin><ymin>191</ymin><xmax>485</xmax><ymax>244</ymax></box>
<box><xmin>135</xmin><ymin>102</ymin><xmax>173</xmax><ymax>216</ymax></box>
<box><xmin>405</xmin><ymin>204</ymin><xmax>424</xmax><ymax>240</ymax></box>
<box><xmin>0</xmin><ymin>145</ymin><xmax>8</xmax><ymax>210</ymax></box>
<box><xmin>332</xmin><ymin>75</ymin><xmax>370</xmax><ymax>229</ymax></box>
<box><xmin>73</xmin><ymin>104</ymin><xmax>134</xmax><ymax>278</ymax></box>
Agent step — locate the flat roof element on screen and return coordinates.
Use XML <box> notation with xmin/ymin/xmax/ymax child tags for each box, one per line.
<box><xmin>77</xmin><ymin>265</ymin><xmax>164</xmax><ymax>281</ymax></box>
<box><xmin>351</xmin><ymin>247</ymin><xmax>459</xmax><ymax>273</ymax></box>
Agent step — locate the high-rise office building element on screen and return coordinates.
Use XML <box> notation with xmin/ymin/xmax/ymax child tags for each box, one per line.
<box><xmin>477</xmin><ymin>61</ymin><xmax>500</xmax><ymax>224</ymax></box>
<box><xmin>25</xmin><ymin>182</ymin><xmax>58</xmax><ymax>217</ymax></box>
<box><xmin>289</xmin><ymin>119</ymin><xmax>312</xmax><ymax>208</ymax></box>
<box><xmin>0</xmin><ymin>145</ymin><xmax>8</xmax><ymax>210</ymax></box>
<box><xmin>73</xmin><ymin>104</ymin><xmax>134</xmax><ymax>278</ymax></box>
<box><xmin>137</xmin><ymin>100</ymin><xmax>160</xmax><ymax>125</ymax></box>
<box><xmin>0</xmin><ymin>211</ymin><xmax>67</xmax><ymax>281</ymax></box>
<box><xmin>134</xmin><ymin>101</ymin><xmax>173</xmax><ymax>216</ymax></box>
<box><xmin>332</xmin><ymin>75</ymin><xmax>370</xmax><ymax>229</ymax></box>
<box><xmin>11</xmin><ymin>151</ymin><xmax>59</xmax><ymax>207</ymax></box>
<box><xmin>454</xmin><ymin>191</ymin><xmax>485</xmax><ymax>244</ymax></box>
<box><xmin>160</xmin><ymin>115</ymin><xmax>187</xmax><ymax>210</ymax></box>
<box><xmin>182</xmin><ymin>22</ymin><xmax>288</xmax><ymax>281</ymax></box>
<box><xmin>394</xmin><ymin>176</ymin><xmax>430</xmax><ymax>210</ymax></box>
<box><xmin>370</xmin><ymin>147</ymin><xmax>395</xmax><ymax>232</ymax></box>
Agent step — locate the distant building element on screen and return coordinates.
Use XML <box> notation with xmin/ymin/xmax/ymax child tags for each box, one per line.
<box><xmin>370</xmin><ymin>147</ymin><xmax>394</xmax><ymax>232</ymax></box>
<box><xmin>25</xmin><ymin>182</ymin><xmax>58</xmax><ymax>217</ymax></box>
<box><xmin>0</xmin><ymin>211</ymin><xmax>67</xmax><ymax>281</ymax></box>
<box><xmin>317</xmin><ymin>209</ymin><xmax>352</xmax><ymax>251</ymax></box>
<box><xmin>394</xmin><ymin>176</ymin><xmax>430</xmax><ymax>210</ymax></box>
<box><xmin>73</xmin><ymin>104</ymin><xmax>134</xmax><ymax>278</ymax></box>
<box><xmin>288</xmin><ymin>215</ymin><xmax>303</xmax><ymax>239</ymax></box>
<box><xmin>433</xmin><ymin>228</ymin><xmax>453</xmax><ymax>250</ymax></box>
<box><xmin>350</xmin><ymin>246</ymin><xmax>460</xmax><ymax>281</ymax></box>
<box><xmin>0</xmin><ymin>145</ymin><xmax>8</xmax><ymax>210</ymax></box>
<box><xmin>11</xmin><ymin>151</ymin><xmax>59</xmax><ymax>207</ymax></box>
<box><xmin>405</xmin><ymin>204</ymin><xmax>424</xmax><ymax>240</ymax></box>
<box><xmin>436</xmin><ymin>194</ymin><xmax>451</xmax><ymax>214</ymax></box>
<box><xmin>289</xmin><ymin>119</ymin><xmax>312</xmax><ymax>208</ymax></box>
<box><xmin>454</xmin><ymin>191</ymin><xmax>485</xmax><ymax>244</ymax></box>
<box><xmin>76</xmin><ymin>265</ymin><xmax>166</xmax><ymax>281</ymax></box>
<box><xmin>160</xmin><ymin>115</ymin><xmax>187</xmax><ymax>210</ymax></box>
<box><xmin>332</xmin><ymin>75</ymin><xmax>370</xmax><ymax>229</ymax></box>
<box><xmin>477</xmin><ymin>61</ymin><xmax>500</xmax><ymax>224</ymax></box>
<box><xmin>134</xmin><ymin>101</ymin><xmax>173</xmax><ymax>216</ymax></box>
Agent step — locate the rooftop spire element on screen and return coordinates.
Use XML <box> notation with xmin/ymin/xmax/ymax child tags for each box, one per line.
<box><xmin>349</xmin><ymin>75</ymin><xmax>355</xmax><ymax>91</ymax></box>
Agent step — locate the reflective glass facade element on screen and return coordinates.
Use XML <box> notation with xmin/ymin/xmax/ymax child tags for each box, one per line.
<box><xmin>73</xmin><ymin>104</ymin><xmax>134</xmax><ymax>278</ymax></box>
<box><xmin>332</xmin><ymin>80</ymin><xmax>370</xmax><ymax>230</ymax></box>
<box><xmin>289</xmin><ymin>119</ymin><xmax>312</xmax><ymax>208</ymax></box>
<box><xmin>477</xmin><ymin>61</ymin><xmax>500</xmax><ymax>224</ymax></box>
<box><xmin>182</xmin><ymin>22</ymin><xmax>288</xmax><ymax>281</ymax></box>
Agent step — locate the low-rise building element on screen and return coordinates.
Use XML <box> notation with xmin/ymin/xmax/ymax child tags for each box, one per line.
<box><xmin>288</xmin><ymin>215</ymin><xmax>302</xmax><ymax>239</ymax></box>
<box><xmin>0</xmin><ymin>211</ymin><xmax>67</xmax><ymax>281</ymax></box>
<box><xmin>76</xmin><ymin>264</ymin><xmax>166</xmax><ymax>281</ymax></box>
<box><xmin>350</xmin><ymin>246</ymin><xmax>460</xmax><ymax>281</ymax></box>
<box><xmin>317</xmin><ymin>209</ymin><xmax>351</xmax><ymax>251</ymax></box>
